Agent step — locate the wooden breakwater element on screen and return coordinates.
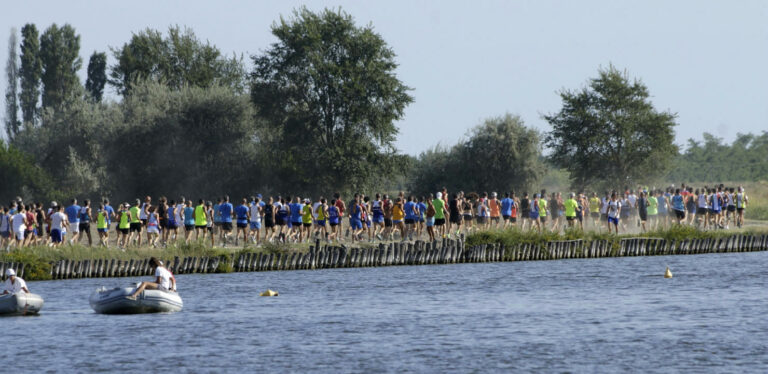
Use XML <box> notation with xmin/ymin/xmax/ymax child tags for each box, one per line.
<box><xmin>1</xmin><ymin>233</ymin><xmax>767</xmax><ymax>281</ymax></box>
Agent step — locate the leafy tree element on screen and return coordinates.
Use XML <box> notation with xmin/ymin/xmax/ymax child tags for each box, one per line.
<box><xmin>39</xmin><ymin>23</ymin><xmax>82</xmax><ymax>112</ymax></box>
<box><xmin>106</xmin><ymin>80</ymin><xmax>259</xmax><ymax>199</ymax></box>
<box><xmin>4</xmin><ymin>28</ymin><xmax>19</xmax><ymax>140</ymax></box>
<box><xmin>251</xmin><ymin>7</ymin><xmax>413</xmax><ymax>194</ymax></box>
<box><xmin>409</xmin><ymin>114</ymin><xmax>544</xmax><ymax>196</ymax></box>
<box><xmin>109</xmin><ymin>26</ymin><xmax>245</xmax><ymax>95</ymax></box>
<box><xmin>19</xmin><ymin>23</ymin><xmax>41</xmax><ymax>125</ymax></box>
<box><xmin>543</xmin><ymin>65</ymin><xmax>678</xmax><ymax>190</ymax></box>
<box><xmin>13</xmin><ymin>84</ymin><xmax>112</xmax><ymax>197</ymax></box>
<box><xmin>85</xmin><ymin>51</ymin><xmax>107</xmax><ymax>102</ymax></box>
<box><xmin>0</xmin><ymin>139</ymin><xmax>61</xmax><ymax>203</ymax></box>
<box><xmin>668</xmin><ymin>132</ymin><xmax>768</xmax><ymax>182</ymax></box>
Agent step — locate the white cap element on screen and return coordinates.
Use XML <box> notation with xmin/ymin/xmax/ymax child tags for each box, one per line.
<box><xmin>5</xmin><ymin>269</ymin><xmax>16</xmax><ymax>277</ymax></box>
<box><xmin>492</xmin><ymin>192</ymin><xmax>498</xmax><ymax>197</ymax></box>
<box><xmin>436</xmin><ymin>192</ymin><xmax>443</xmax><ymax>199</ymax></box>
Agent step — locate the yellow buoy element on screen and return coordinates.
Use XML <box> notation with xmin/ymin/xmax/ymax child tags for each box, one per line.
<box><xmin>260</xmin><ymin>289</ymin><xmax>279</xmax><ymax>297</ymax></box>
<box><xmin>664</xmin><ymin>267</ymin><xmax>673</xmax><ymax>278</ymax></box>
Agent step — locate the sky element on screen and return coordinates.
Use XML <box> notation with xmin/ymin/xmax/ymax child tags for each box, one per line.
<box><xmin>1</xmin><ymin>0</ymin><xmax>767</xmax><ymax>155</ymax></box>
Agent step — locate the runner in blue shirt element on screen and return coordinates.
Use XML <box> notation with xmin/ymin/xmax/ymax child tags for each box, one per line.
<box><xmin>501</xmin><ymin>192</ymin><xmax>513</xmax><ymax>228</ymax></box>
<box><xmin>65</xmin><ymin>199</ymin><xmax>81</xmax><ymax>244</ymax></box>
<box><xmin>234</xmin><ymin>198</ymin><xmax>250</xmax><ymax>246</ymax></box>
<box><xmin>289</xmin><ymin>197</ymin><xmax>304</xmax><ymax>242</ymax></box>
<box><xmin>218</xmin><ymin>196</ymin><xmax>234</xmax><ymax>245</ymax></box>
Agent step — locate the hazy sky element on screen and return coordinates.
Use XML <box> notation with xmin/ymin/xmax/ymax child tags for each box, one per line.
<box><xmin>2</xmin><ymin>1</ymin><xmax>767</xmax><ymax>154</ymax></box>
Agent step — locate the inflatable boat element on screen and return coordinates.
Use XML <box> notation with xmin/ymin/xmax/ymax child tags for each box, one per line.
<box><xmin>89</xmin><ymin>285</ymin><xmax>183</xmax><ymax>314</ymax></box>
<box><xmin>0</xmin><ymin>292</ymin><xmax>44</xmax><ymax>316</ymax></box>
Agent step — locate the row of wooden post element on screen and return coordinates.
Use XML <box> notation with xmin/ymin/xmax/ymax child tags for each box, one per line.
<box><xmin>2</xmin><ymin>233</ymin><xmax>767</xmax><ymax>281</ymax></box>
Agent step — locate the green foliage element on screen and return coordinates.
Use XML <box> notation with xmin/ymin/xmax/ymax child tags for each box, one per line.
<box><xmin>19</xmin><ymin>24</ymin><xmax>41</xmax><ymax>125</ymax></box>
<box><xmin>109</xmin><ymin>26</ymin><xmax>246</xmax><ymax>95</ymax></box>
<box><xmin>5</xmin><ymin>27</ymin><xmax>20</xmax><ymax>140</ymax></box>
<box><xmin>408</xmin><ymin>114</ymin><xmax>544</xmax><ymax>197</ymax></box>
<box><xmin>0</xmin><ymin>140</ymin><xmax>61</xmax><ymax>203</ymax></box>
<box><xmin>251</xmin><ymin>7</ymin><xmax>413</xmax><ymax>194</ymax></box>
<box><xmin>668</xmin><ymin>132</ymin><xmax>768</xmax><ymax>182</ymax></box>
<box><xmin>1</xmin><ymin>250</ymin><xmax>52</xmax><ymax>281</ymax></box>
<box><xmin>39</xmin><ymin>23</ymin><xmax>82</xmax><ymax>111</ymax></box>
<box><xmin>544</xmin><ymin>65</ymin><xmax>679</xmax><ymax>191</ymax></box>
<box><xmin>109</xmin><ymin>81</ymin><xmax>259</xmax><ymax>199</ymax></box>
<box><xmin>85</xmin><ymin>51</ymin><xmax>107</xmax><ymax>102</ymax></box>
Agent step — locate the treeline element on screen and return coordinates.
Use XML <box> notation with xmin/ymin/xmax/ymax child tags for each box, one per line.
<box><xmin>668</xmin><ymin>132</ymin><xmax>768</xmax><ymax>182</ymax></box>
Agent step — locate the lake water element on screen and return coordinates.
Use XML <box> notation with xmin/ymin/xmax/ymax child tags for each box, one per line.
<box><xmin>3</xmin><ymin>252</ymin><xmax>768</xmax><ymax>373</ymax></box>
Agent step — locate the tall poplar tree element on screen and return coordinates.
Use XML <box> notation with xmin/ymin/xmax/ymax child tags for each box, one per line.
<box><xmin>4</xmin><ymin>28</ymin><xmax>19</xmax><ymax>140</ymax></box>
<box><xmin>85</xmin><ymin>51</ymin><xmax>107</xmax><ymax>102</ymax></box>
<box><xmin>19</xmin><ymin>23</ymin><xmax>41</xmax><ymax>125</ymax></box>
<box><xmin>39</xmin><ymin>23</ymin><xmax>82</xmax><ymax>112</ymax></box>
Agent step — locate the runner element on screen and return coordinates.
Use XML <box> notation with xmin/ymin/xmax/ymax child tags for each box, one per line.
<box><xmin>183</xmin><ymin>200</ymin><xmax>195</xmax><ymax>244</ymax></box>
<box><xmin>520</xmin><ymin>192</ymin><xmax>530</xmax><ymax>231</ymax></box>
<box><xmin>488</xmin><ymin>192</ymin><xmax>501</xmax><ymax>229</ymax></box>
<box><xmin>117</xmin><ymin>203</ymin><xmax>132</xmax><ymax>248</ymax></box>
<box><xmin>538</xmin><ymin>190</ymin><xmax>548</xmax><ymax>232</ymax></box>
<box><xmin>589</xmin><ymin>192</ymin><xmax>601</xmax><ymax>229</ymax></box>
<box><xmin>250</xmin><ymin>196</ymin><xmax>263</xmax><ymax>245</ymax></box>
<box><xmin>301</xmin><ymin>198</ymin><xmax>313</xmax><ymax>243</ymax></box>
<box><xmin>96</xmin><ymin>203</ymin><xmax>109</xmax><ymax>247</ymax></box>
<box><xmin>218</xmin><ymin>196</ymin><xmax>234</xmax><ymax>246</ymax></box>
<box><xmin>433</xmin><ymin>192</ymin><xmax>447</xmax><ymax>238</ymax></box>
<box><xmin>647</xmin><ymin>191</ymin><xmax>658</xmax><ymax>230</ymax></box>
<box><xmin>461</xmin><ymin>194</ymin><xmax>474</xmax><ymax>234</ymax></box>
<box><xmin>725</xmin><ymin>187</ymin><xmax>736</xmax><ymax>229</ymax></box>
<box><xmin>235</xmin><ymin>198</ymin><xmax>250</xmax><ymax>246</ymax></box>
<box><xmin>328</xmin><ymin>199</ymin><xmax>340</xmax><ymax>243</ymax></box>
<box><xmin>735</xmin><ymin>186</ymin><xmax>748</xmax><ymax>228</ymax></box>
<box><xmin>194</xmin><ymin>199</ymin><xmax>208</xmax><ymax>241</ymax></box>
<box><xmin>637</xmin><ymin>191</ymin><xmax>648</xmax><ymax>232</ymax></box>
<box><xmin>564</xmin><ymin>193</ymin><xmax>578</xmax><ymax>228</ymax></box>
<box><xmin>65</xmin><ymin>199</ymin><xmax>81</xmax><ymax>245</ymax></box>
<box><xmin>392</xmin><ymin>197</ymin><xmax>406</xmax><ymax>242</ymax></box>
<box><xmin>78</xmin><ymin>199</ymin><xmax>93</xmax><ymax>246</ymax></box>
<box><xmin>146</xmin><ymin>205</ymin><xmax>160</xmax><ymax>247</ymax></box>
<box><xmin>372</xmin><ymin>194</ymin><xmax>385</xmax><ymax>240</ymax></box>
<box><xmin>606</xmin><ymin>192</ymin><xmax>620</xmax><ymax>234</ymax></box>
<box><xmin>425</xmin><ymin>196</ymin><xmax>436</xmax><ymax>242</ymax></box>
<box><xmin>671</xmin><ymin>189</ymin><xmax>686</xmax><ymax>225</ymax></box>
<box><xmin>315</xmin><ymin>198</ymin><xmax>328</xmax><ymax>242</ymax></box>
<box><xmin>448</xmin><ymin>193</ymin><xmax>461</xmax><ymax>238</ymax></box>
<box><xmin>49</xmin><ymin>205</ymin><xmax>68</xmax><ymax>248</ymax></box>
<box><xmin>529</xmin><ymin>193</ymin><xmax>541</xmax><ymax>233</ymax></box>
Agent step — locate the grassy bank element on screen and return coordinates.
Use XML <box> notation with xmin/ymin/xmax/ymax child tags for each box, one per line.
<box><xmin>3</xmin><ymin>226</ymin><xmax>767</xmax><ymax>281</ymax></box>
<box><xmin>0</xmin><ymin>239</ymin><xmax>305</xmax><ymax>281</ymax></box>
<box><xmin>465</xmin><ymin>224</ymin><xmax>768</xmax><ymax>249</ymax></box>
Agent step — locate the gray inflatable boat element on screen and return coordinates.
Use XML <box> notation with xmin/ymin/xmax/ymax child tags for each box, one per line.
<box><xmin>0</xmin><ymin>293</ymin><xmax>44</xmax><ymax>316</ymax></box>
<box><xmin>89</xmin><ymin>285</ymin><xmax>183</xmax><ymax>314</ymax></box>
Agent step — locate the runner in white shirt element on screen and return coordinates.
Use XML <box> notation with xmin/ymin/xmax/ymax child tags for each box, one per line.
<box><xmin>49</xmin><ymin>206</ymin><xmax>69</xmax><ymax>247</ymax></box>
<box><xmin>2</xmin><ymin>269</ymin><xmax>30</xmax><ymax>295</ymax></box>
<box><xmin>249</xmin><ymin>197</ymin><xmax>263</xmax><ymax>245</ymax></box>
<box><xmin>128</xmin><ymin>257</ymin><xmax>176</xmax><ymax>299</ymax></box>
<box><xmin>11</xmin><ymin>208</ymin><xmax>27</xmax><ymax>247</ymax></box>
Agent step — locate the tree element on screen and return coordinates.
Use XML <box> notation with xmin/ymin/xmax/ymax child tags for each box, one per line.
<box><xmin>408</xmin><ymin>114</ymin><xmax>544</xmax><ymax>196</ymax></box>
<box><xmin>19</xmin><ymin>23</ymin><xmax>41</xmax><ymax>125</ymax></box>
<box><xmin>251</xmin><ymin>7</ymin><xmax>413</xmax><ymax>194</ymax></box>
<box><xmin>39</xmin><ymin>23</ymin><xmax>82</xmax><ymax>112</ymax></box>
<box><xmin>543</xmin><ymin>65</ymin><xmax>678</xmax><ymax>190</ymax></box>
<box><xmin>0</xmin><ymin>139</ymin><xmax>61</xmax><ymax>203</ymax></box>
<box><xmin>109</xmin><ymin>26</ymin><xmax>245</xmax><ymax>95</ymax></box>
<box><xmin>4</xmin><ymin>28</ymin><xmax>19</xmax><ymax>140</ymax></box>
<box><xmin>85</xmin><ymin>51</ymin><xmax>107</xmax><ymax>102</ymax></box>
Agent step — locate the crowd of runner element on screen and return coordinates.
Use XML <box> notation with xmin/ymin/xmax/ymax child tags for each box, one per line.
<box><xmin>0</xmin><ymin>183</ymin><xmax>750</xmax><ymax>250</ymax></box>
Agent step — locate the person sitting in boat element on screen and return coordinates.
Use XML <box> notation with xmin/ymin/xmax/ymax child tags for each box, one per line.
<box><xmin>2</xmin><ymin>269</ymin><xmax>30</xmax><ymax>295</ymax></box>
<box><xmin>127</xmin><ymin>257</ymin><xmax>176</xmax><ymax>300</ymax></box>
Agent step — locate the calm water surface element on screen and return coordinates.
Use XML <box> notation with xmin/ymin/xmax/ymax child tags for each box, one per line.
<box><xmin>3</xmin><ymin>252</ymin><xmax>768</xmax><ymax>373</ymax></box>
